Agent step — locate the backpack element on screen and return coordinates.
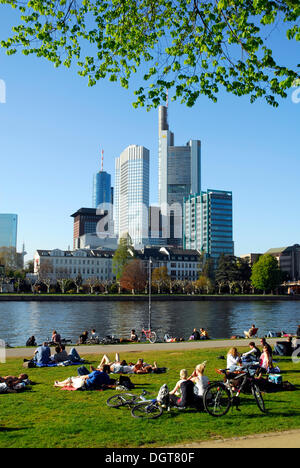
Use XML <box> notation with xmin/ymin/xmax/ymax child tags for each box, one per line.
<box><xmin>116</xmin><ymin>375</ymin><xmax>135</xmax><ymax>390</ymax></box>
<box><xmin>23</xmin><ymin>361</ymin><xmax>36</xmax><ymax>368</ymax></box>
<box><xmin>156</xmin><ymin>384</ymin><xmax>170</xmax><ymax>407</ymax></box>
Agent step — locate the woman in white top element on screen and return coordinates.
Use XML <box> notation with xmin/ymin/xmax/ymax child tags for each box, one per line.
<box><xmin>227</xmin><ymin>348</ymin><xmax>242</xmax><ymax>371</ymax></box>
<box><xmin>189</xmin><ymin>362</ymin><xmax>210</xmax><ymax>397</ymax></box>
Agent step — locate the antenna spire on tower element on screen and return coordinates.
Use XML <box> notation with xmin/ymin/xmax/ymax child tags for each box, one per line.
<box><xmin>101</xmin><ymin>149</ymin><xmax>104</xmax><ymax>172</ymax></box>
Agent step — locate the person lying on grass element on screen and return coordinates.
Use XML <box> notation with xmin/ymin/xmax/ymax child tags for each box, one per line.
<box><xmin>54</xmin><ymin>365</ymin><xmax>112</xmax><ymax>390</ymax></box>
<box><xmin>98</xmin><ymin>354</ymin><xmax>158</xmax><ymax>374</ymax></box>
<box><xmin>0</xmin><ymin>374</ymin><xmax>32</xmax><ymax>393</ymax></box>
<box><xmin>0</xmin><ymin>373</ymin><xmax>29</xmax><ymax>387</ymax></box>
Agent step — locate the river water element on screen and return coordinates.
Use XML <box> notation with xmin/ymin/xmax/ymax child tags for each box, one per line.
<box><xmin>0</xmin><ymin>300</ymin><xmax>299</xmax><ymax>347</ymax></box>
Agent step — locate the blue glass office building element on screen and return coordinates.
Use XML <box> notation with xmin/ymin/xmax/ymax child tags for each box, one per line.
<box><xmin>93</xmin><ymin>171</ymin><xmax>112</xmax><ymax>209</ymax></box>
<box><xmin>0</xmin><ymin>214</ymin><xmax>18</xmax><ymax>248</ymax></box>
<box><xmin>183</xmin><ymin>190</ymin><xmax>234</xmax><ymax>263</ymax></box>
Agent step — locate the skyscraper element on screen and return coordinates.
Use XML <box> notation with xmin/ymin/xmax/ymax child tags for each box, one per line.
<box><xmin>93</xmin><ymin>171</ymin><xmax>112</xmax><ymax>208</ymax></box>
<box><xmin>158</xmin><ymin>106</ymin><xmax>201</xmax><ymax>210</ymax></box>
<box><xmin>158</xmin><ymin>106</ymin><xmax>201</xmax><ymax>244</ymax></box>
<box><xmin>92</xmin><ymin>150</ymin><xmax>112</xmax><ymax>209</ymax></box>
<box><xmin>114</xmin><ymin>145</ymin><xmax>150</xmax><ymax>247</ymax></box>
<box><xmin>183</xmin><ymin>189</ymin><xmax>234</xmax><ymax>264</ymax></box>
<box><xmin>0</xmin><ymin>214</ymin><xmax>18</xmax><ymax>248</ymax></box>
<box><xmin>71</xmin><ymin>208</ymin><xmax>108</xmax><ymax>249</ymax></box>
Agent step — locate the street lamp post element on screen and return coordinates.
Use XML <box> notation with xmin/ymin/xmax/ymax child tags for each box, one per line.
<box><xmin>148</xmin><ymin>257</ymin><xmax>152</xmax><ymax>330</ymax></box>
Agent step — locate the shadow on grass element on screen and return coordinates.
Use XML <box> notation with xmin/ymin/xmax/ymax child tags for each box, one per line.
<box><xmin>0</xmin><ymin>427</ymin><xmax>29</xmax><ymax>432</ymax></box>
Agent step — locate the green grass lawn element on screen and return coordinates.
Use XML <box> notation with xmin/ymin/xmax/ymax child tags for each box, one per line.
<box><xmin>1</xmin><ymin>347</ymin><xmax>300</xmax><ymax>448</ymax></box>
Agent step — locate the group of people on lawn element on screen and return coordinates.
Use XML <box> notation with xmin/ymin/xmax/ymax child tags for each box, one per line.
<box><xmin>8</xmin><ymin>324</ymin><xmax>299</xmax><ymax>407</ymax></box>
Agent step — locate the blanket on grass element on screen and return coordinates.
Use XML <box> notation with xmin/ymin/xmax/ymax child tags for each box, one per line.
<box><xmin>61</xmin><ymin>385</ymin><xmax>105</xmax><ymax>391</ymax></box>
<box><xmin>36</xmin><ymin>361</ymin><xmax>84</xmax><ymax>368</ymax></box>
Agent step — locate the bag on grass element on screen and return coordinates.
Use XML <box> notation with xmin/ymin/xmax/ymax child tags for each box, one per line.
<box><xmin>156</xmin><ymin>384</ymin><xmax>170</xmax><ymax>407</ymax></box>
<box><xmin>23</xmin><ymin>361</ymin><xmax>36</xmax><ymax>369</ymax></box>
<box><xmin>116</xmin><ymin>375</ymin><xmax>135</xmax><ymax>390</ymax></box>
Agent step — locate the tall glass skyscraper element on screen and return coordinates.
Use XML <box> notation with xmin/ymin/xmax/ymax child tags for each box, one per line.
<box><xmin>0</xmin><ymin>214</ymin><xmax>18</xmax><ymax>248</ymax></box>
<box><xmin>114</xmin><ymin>145</ymin><xmax>150</xmax><ymax>247</ymax></box>
<box><xmin>158</xmin><ymin>106</ymin><xmax>201</xmax><ymax>211</ymax></box>
<box><xmin>158</xmin><ymin>106</ymin><xmax>201</xmax><ymax>244</ymax></box>
<box><xmin>93</xmin><ymin>171</ymin><xmax>112</xmax><ymax>209</ymax></box>
<box><xmin>183</xmin><ymin>190</ymin><xmax>234</xmax><ymax>264</ymax></box>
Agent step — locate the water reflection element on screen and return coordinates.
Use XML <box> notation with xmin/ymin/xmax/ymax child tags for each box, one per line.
<box><xmin>0</xmin><ymin>300</ymin><xmax>299</xmax><ymax>347</ymax></box>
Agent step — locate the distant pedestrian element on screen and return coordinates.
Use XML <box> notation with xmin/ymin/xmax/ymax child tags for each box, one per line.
<box><xmin>51</xmin><ymin>331</ymin><xmax>61</xmax><ymax>345</ymax></box>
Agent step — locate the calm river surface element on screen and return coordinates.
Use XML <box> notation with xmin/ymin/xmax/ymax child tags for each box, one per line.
<box><xmin>0</xmin><ymin>300</ymin><xmax>300</xmax><ymax>347</ymax></box>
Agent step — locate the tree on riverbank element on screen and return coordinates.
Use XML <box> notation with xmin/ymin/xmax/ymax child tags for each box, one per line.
<box><xmin>1</xmin><ymin>1</ymin><xmax>299</xmax><ymax>109</ymax></box>
<box><xmin>112</xmin><ymin>236</ymin><xmax>132</xmax><ymax>282</ymax></box>
<box><xmin>251</xmin><ymin>254</ymin><xmax>282</xmax><ymax>294</ymax></box>
<box><xmin>120</xmin><ymin>259</ymin><xmax>147</xmax><ymax>294</ymax></box>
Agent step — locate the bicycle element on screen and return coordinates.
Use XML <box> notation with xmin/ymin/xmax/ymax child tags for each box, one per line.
<box><xmin>203</xmin><ymin>367</ymin><xmax>267</xmax><ymax>417</ymax></box>
<box><xmin>107</xmin><ymin>389</ymin><xmax>163</xmax><ymax>419</ymax></box>
<box><xmin>141</xmin><ymin>327</ymin><xmax>157</xmax><ymax>344</ymax></box>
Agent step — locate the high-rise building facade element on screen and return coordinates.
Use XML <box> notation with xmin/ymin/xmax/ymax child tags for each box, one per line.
<box><xmin>0</xmin><ymin>214</ymin><xmax>18</xmax><ymax>248</ymax></box>
<box><xmin>71</xmin><ymin>208</ymin><xmax>108</xmax><ymax>250</ymax></box>
<box><xmin>183</xmin><ymin>189</ymin><xmax>234</xmax><ymax>264</ymax></box>
<box><xmin>93</xmin><ymin>171</ymin><xmax>112</xmax><ymax>209</ymax></box>
<box><xmin>158</xmin><ymin>106</ymin><xmax>201</xmax><ymax>244</ymax></box>
<box><xmin>114</xmin><ymin>145</ymin><xmax>150</xmax><ymax>247</ymax></box>
<box><xmin>158</xmin><ymin>106</ymin><xmax>201</xmax><ymax>211</ymax></box>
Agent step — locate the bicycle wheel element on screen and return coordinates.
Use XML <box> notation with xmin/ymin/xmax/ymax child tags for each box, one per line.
<box><xmin>131</xmin><ymin>401</ymin><xmax>163</xmax><ymax>419</ymax></box>
<box><xmin>107</xmin><ymin>393</ymin><xmax>137</xmax><ymax>408</ymax></box>
<box><xmin>251</xmin><ymin>384</ymin><xmax>267</xmax><ymax>413</ymax></box>
<box><xmin>203</xmin><ymin>382</ymin><xmax>232</xmax><ymax>417</ymax></box>
<box><xmin>149</xmin><ymin>331</ymin><xmax>157</xmax><ymax>344</ymax></box>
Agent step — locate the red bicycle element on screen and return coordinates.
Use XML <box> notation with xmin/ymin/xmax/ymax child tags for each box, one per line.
<box><xmin>141</xmin><ymin>328</ymin><xmax>157</xmax><ymax>344</ymax></box>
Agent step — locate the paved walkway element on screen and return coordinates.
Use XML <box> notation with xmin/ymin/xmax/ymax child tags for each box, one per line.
<box><xmin>5</xmin><ymin>337</ymin><xmax>279</xmax><ymax>359</ymax></box>
<box><xmin>167</xmin><ymin>429</ymin><xmax>300</xmax><ymax>448</ymax></box>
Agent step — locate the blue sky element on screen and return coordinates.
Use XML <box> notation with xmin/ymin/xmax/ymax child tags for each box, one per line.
<box><xmin>0</xmin><ymin>7</ymin><xmax>299</xmax><ymax>262</ymax></box>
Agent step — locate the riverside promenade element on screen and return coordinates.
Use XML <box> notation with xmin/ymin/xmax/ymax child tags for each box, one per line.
<box><xmin>5</xmin><ymin>337</ymin><xmax>278</xmax><ymax>359</ymax></box>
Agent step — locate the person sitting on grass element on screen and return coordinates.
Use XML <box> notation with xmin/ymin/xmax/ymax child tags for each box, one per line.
<box><xmin>188</xmin><ymin>361</ymin><xmax>210</xmax><ymax>409</ymax></box>
<box><xmin>130</xmin><ymin>329</ymin><xmax>139</xmax><ymax>342</ymax></box>
<box><xmin>33</xmin><ymin>342</ymin><xmax>51</xmax><ymax>366</ymax></box>
<box><xmin>244</xmin><ymin>324</ymin><xmax>258</xmax><ymax>339</ymax></box>
<box><xmin>169</xmin><ymin>369</ymin><xmax>202</xmax><ymax>409</ymax></box>
<box><xmin>227</xmin><ymin>347</ymin><xmax>242</xmax><ymax>372</ymax></box>
<box><xmin>199</xmin><ymin>328</ymin><xmax>210</xmax><ymax>340</ymax></box>
<box><xmin>52</xmin><ymin>345</ymin><xmax>69</xmax><ymax>363</ymax></box>
<box><xmin>259</xmin><ymin>345</ymin><xmax>273</xmax><ymax>374</ymax></box>
<box><xmin>51</xmin><ymin>330</ymin><xmax>61</xmax><ymax>345</ymax></box>
<box><xmin>26</xmin><ymin>336</ymin><xmax>37</xmax><ymax>347</ymax></box>
<box><xmin>242</xmin><ymin>342</ymin><xmax>261</xmax><ymax>363</ymax></box>
<box><xmin>189</xmin><ymin>328</ymin><xmax>200</xmax><ymax>340</ymax></box>
<box><xmin>77</xmin><ymin>331</ymin><xmax>89</xmax><ymax>345</ymax></box>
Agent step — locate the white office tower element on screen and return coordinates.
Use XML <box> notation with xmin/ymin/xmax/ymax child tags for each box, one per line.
<box><xmin>114</xmin><ymin>145</ymin><xmax>150</xmax><ymax>247</ymax></box>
